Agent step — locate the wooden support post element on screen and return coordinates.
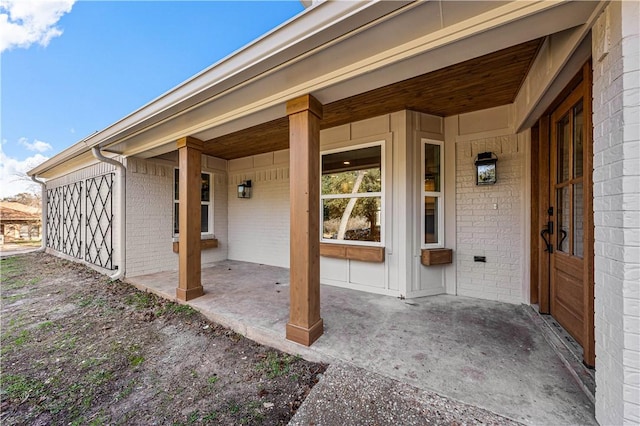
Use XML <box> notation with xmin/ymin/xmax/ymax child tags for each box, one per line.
<box><xmin>176</xmin><ymin>136</ymin><xmax>204</xmax><ymax>301</ymax></box>
<box><xmin>286</xmin><ymin>94</ymin><xmax>323</xmax><ymax>346</ymax></box>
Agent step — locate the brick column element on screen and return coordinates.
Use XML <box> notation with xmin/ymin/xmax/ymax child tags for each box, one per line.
<box><xmin>592</xmin><ymin>2</ymin><xmax>640</xmax><ymax>424</ymax></box>
<box><xmin>286</xmin><ymin>94</ymin><xmax>323</xmax><ymax>346</ymax></box>
<box><xmin>176</xmin><ymin>136</ymin><xmax>204</xmax><ymax>301</ymax></box>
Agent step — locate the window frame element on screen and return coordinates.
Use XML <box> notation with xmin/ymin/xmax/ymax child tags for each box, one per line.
<box><xmin>421</xmin><ymin>138</ymin><xmax>445</xmax><ymax>249</ymax></box>
<box><xmin>173</xmin><ymin>168</ymin><xmax>214</xmax><ymax>237</ymax></box>
<box><xmin>320</xmin><ymin>140</ymin><xmax>385</xmax><ymax>247</ymax></box>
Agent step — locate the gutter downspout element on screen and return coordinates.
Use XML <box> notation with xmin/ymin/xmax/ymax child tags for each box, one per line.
<box><xmin>91</xmin><ymin>147</ymin><xmax>126</xmax><ymax>281</ymax></box>
<box><xmin>30</xmin><ymin>175</ymin><xmax>47</xmax><ymax>252</ymax></box>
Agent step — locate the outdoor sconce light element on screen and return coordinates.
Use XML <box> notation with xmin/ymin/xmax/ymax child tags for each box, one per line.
<box><xmin>475</xmin><ymin>152</ymin><xmax>498</xmax><ymax>185</ymax></box>
<box><xmin>237</xmin><ymin>180</ymin><xmax>252</xmax><ymax>198</ymax></box>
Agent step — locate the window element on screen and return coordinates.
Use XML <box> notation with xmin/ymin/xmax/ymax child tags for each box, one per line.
<box><xmin>173</xmin><ymin>169</ymin><xmax>213</xmax><ymax>235</ymax></box>
<box><xmin>321</xmin><ymin>143</ymin><xmax>383</xmax><ymax>245</ymax></box>
<box><xmin>422</xmin><ymin>139</ymin><xmax>444</xmax><ymax>247</ymax></box>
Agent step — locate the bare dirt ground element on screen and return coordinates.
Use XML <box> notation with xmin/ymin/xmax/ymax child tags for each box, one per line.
<box><xmin>0</xmin><ymin>253</ymin><xmax>326</xmax><ymax>425</ymax></box>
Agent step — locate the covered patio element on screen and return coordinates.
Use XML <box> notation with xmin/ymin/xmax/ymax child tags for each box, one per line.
<box><xmin>127</xmin><ymin>260</ymin><xmax>596</xmax><ymax>425</ymax></box>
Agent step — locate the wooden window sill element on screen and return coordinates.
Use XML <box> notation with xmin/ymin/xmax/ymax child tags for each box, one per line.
<box><xmin>320</xmin><ymin>243</ymin><xmax>385</xmax><ymax>263</ymax></box>
<box><xmin>173</xmin><ymin>238</ymin><xmax>218</xmax><ymax>253</ymax></box>
<box><xmin>421</xmin><ymin>248</ymin><xmax>452</xmax><ymax>266</ymax></box>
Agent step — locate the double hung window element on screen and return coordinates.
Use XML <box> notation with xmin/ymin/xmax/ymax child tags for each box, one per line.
<box><xmin>173</xmin><ymin>169</ymin><xmax>213</xmax><ymax>236</ymax></box>
<box><xmin>321</xmin><ymin>143</ymin><xmax>383</xmax><ymax>245</ymax></box>
<box><xmin>422</xmin><ymin>139</ymin><xmax>443</xmax><ymax>247</ymax></box>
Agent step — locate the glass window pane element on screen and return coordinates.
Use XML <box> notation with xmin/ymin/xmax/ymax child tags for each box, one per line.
<box><xmin>322</xmin><ymin>169</ymin><xmax>381</xmax><ymax>195</ymax></box>
<box><xmin>174</xmin><ymin>203</ymin><xmax>179</xmax><ymax>235</ymax></box>
<box><xmin>424</xmin><ymin>196</ymin><xmax>438</xmax><ymax>244</ymax></box>
<box><xmin>201</xmin><ymin>205</ymin><xmax>209</xmax><ymax>233</ymax></box>
<box><xmin>201</xmin><ymin>173</ymin><xmax>210</xmax><ymax>202</ymax></box>
<box><xmin>424</xmin><ymin>144</ymin><xmax>441</xmax><ymax>192</ymax></box>
<box><xmin>174</xmin><ymin>169</ymin><xmax>179</xmax><ymax>200</ymax></box>
<box><xmin>557</xmin><ymin>186</ymin><xmax>570</xmax><ymax>253</ymax></box>
<box><xmin>573</xmin><ymin>102</ymin><xmax>584</xmax><ymax>178</ymax></box>
<box><xmin>322</xmin><ymin>197</ymin><xmax>381</xmax><ymax>242</ymax></box>
<box><xmin>557</xmin><ymin>114</ymin><xmax>570</xmax><ymax>183</ymax></box>
<box><xmin>573</xmin><ymin>182</ymin><xmax>584</xmax><ymax>258</ymax></box>
<box><xmin>322</xmin><ymin>146</ymin><xmax>381</xmax><ymax>195</ymax></box>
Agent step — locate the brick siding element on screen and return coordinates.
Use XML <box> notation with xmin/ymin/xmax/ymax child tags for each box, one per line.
<box><xmin>455</xmin><ymin>134</ymin><xmax>526</xmax><ymax>304</ymax></box>
<box><xmin>592</xmin><ymin>2</ymin><xmax>640</xmax><ymax>424</ymax></box>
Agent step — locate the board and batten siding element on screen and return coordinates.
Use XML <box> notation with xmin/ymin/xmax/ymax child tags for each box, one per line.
<box><xmin>319</xmin><ymin>113</ymin><xmax>397</xmax><ymax>295</ymax></box>
<box><xmin>226</xmin><ymin>111</ymin><xmax>448</xmax><ymax>297</ymax></box>
<box><xmin>408</xmin><ymin>111</ymin><xmax>449</xmax><ymax>298</ymax></box>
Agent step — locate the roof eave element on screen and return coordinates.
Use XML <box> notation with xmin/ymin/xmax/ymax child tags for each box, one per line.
<box><xmin>28</xmin><ymin>0</ymin><xmax>411</xmax><ymax>177</ymax></box>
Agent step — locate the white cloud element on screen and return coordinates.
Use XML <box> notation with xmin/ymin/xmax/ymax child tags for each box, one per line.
<box><xmin>0</xmin><ymin>146</ymin><xmax>48</xmax><ymax>198</ymax></box>
<box><xmin>0</xmin><ymin>0</ymin><xmax>75</xmax><ymax>53</ymax></box>
<box><xmin>19</xmin><ymin>137</ymin><xmax>53</xmax><ymax>153</ymax></box>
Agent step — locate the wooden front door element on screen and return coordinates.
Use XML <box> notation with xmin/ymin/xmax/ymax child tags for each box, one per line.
<box><xmin>537</xmin><ymin>62</ymin><xmax>594</xmax><ymax>367</ymax></box>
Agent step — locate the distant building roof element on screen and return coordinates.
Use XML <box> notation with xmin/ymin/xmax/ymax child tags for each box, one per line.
<box><xmin>0</xmin><ymin>202</ymin><xmax>41</xmax><ymax>223</ymax></box>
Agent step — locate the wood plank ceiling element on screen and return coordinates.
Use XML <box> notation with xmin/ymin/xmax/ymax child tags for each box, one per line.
<box><xmin>201</xmin><ymin>38</ymin><xmax>542</xmax><ymax>160</ymax></box>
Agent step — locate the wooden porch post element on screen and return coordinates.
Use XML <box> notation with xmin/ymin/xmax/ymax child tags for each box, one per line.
<box><xmin>176</xmin><ymin>136</ymin><xmax>204</xmax><ymax>301</ymax></box>
<box><xmin>286</xmin><ymin>94</ymin><xmax>323</xmax><ymax>346</ymax></box>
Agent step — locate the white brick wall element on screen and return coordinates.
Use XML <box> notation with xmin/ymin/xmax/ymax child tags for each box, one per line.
<box><xmin>592</xmin><ymin>2</ymin><xmax>640</xmax><ymax>425</ymax></box>
<box><xmin>125</xmin><ymin>158</ymin><xmax>176</xmax><ymax>277</ymax></box>
<box><xmin>455</xmin><ymin>133</ymin><xmax>526</xmax><ymax>304</ymax></box>
<box><xmin>125</xmin><ymin>156</ymin><xmax>228</xmax><ymax>277</ymax></box>
<box><xmin>227</xmin><ymin>151</ymin><xmax>290</xmax><ymax>268</ymax></box>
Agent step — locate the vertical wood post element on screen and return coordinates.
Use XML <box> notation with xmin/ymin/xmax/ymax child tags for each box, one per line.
<box><xmin>176</xmin><ymin>136</ymin><xmax>204</xmax><ymax>301</ymax></box>
<box><xmin>538</xmin><ymin>115</ymin><xmax>551</xmax><ymax>313</ymax></box>
<box><xmin>286</xmin><ymin>94</ymin><xmax>323</xmax><ymax>346</ymax></box>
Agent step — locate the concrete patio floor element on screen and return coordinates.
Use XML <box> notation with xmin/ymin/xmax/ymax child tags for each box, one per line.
<box><xmin>127</xmin><ymin>260</ymin><xmax>596</xmax><ymax>425</ymax></box>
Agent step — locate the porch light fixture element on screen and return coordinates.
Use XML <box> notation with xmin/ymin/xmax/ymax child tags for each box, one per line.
<box><xmin>475</xmin><ymin>152</ymin><xmax>498</xmax><ymax>185</ymax></box>
<box><xmin>237</xmin><ymin>180</ymin><xmax>252</xmax><ymax>198</ymax></box>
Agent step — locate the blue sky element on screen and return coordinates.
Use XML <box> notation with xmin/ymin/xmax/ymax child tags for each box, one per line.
<box><xmin>1</xmin><ymin>0</ymin><xmax>304</xmax><ymax>197</ymax></box>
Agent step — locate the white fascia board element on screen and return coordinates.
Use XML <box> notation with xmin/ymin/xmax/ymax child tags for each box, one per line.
<box><xmin>29</xmin><ymin>0</ymin><xmax>410</xmax><ymax>176</ymax></box>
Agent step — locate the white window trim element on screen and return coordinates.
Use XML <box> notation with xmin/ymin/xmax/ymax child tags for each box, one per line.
<box><xmin>421</xmin><ymin>138</ymin><xmax>444</xmax><ymax>249</ymax></box>
<box><xmin>173</xmin><ymin>168</ymin><xmax>214</xmax><ymax>237</ymax></box>
<box><xmin>320</xmin><ymin>140</ymin><xmax>385</xmax><ymax>247</ymax></box>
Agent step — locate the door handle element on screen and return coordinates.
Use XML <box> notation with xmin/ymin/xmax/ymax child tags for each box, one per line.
<box><xmin>541</xmin><ymin>221</ymin><xmax>554</xmax><ymax>253</ymax></box>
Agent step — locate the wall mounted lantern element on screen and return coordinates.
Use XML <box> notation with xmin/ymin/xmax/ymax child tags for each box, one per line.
<box><xmin>237</xmin><ymin>180</ymin><xmax>252</xmax><ymax>198</ymax></box>
<box><xmin>475</xmin><ymin>152</ymin><xmax>498</xmax><ymax>185</ymax></box>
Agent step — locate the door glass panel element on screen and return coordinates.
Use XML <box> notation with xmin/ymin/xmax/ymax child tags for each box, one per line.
<box><xmin>424</xmin><ymin>196</ymin><xmax>438</xmax><ymax>244</ymax></box>
<box><xmin>557</xmin><ymin>186</ymin><xmax>570</xmax><ymax>253</ymax></box>
<box><xmin>573</xmin><ymin>182</ymin><xmax>584</xmax><ymax>258</ymax></box>
<box><xmin>557</xmin><ymin>114</ymin><xmax>571</xmax><ymax>183</ymax></box>
<box><xmin>573</xmin><ymin>102</ymin><xmax>584</xmax><ymax>178</ymax></box>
